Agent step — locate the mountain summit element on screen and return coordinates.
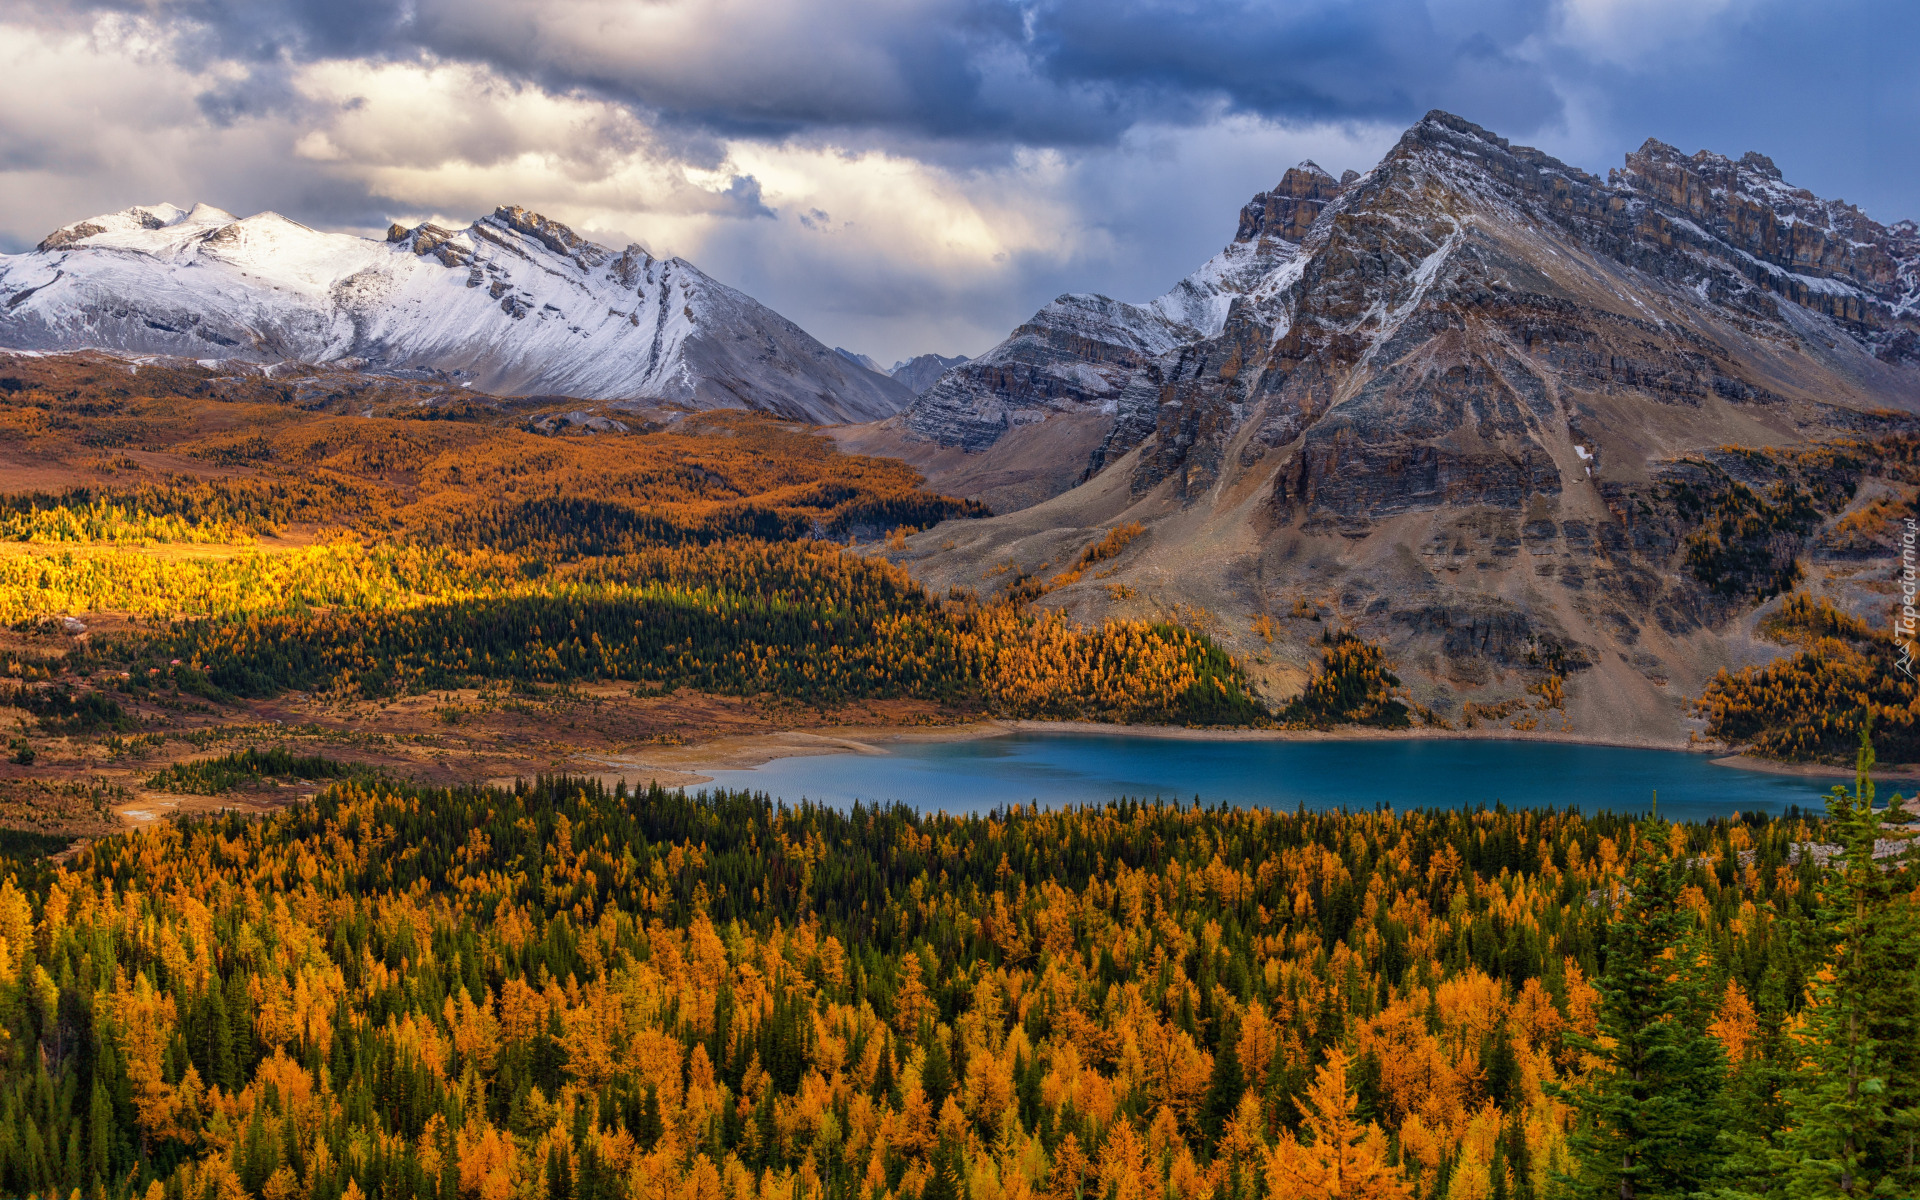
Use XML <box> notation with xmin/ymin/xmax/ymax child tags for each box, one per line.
<box><xmin>876</xmin><ymin>110</ymin><xmax>1920</xmax><ymax>739</ymax></box>
<box><xmin>902</xmin><ymin>112</ymin><xmax>1918</xmax><ymax>500</ymax></box>
<box><xmin>0</xmin><ymin>203</ymin><xmax>911</xmax><ymax>423</ymax></box>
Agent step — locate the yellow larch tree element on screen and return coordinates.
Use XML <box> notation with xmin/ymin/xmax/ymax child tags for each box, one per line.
<box><xmin>1263</xmin><ymin>1049</ymin><xmax>1412</xmax><ymax>1200</ymax></box>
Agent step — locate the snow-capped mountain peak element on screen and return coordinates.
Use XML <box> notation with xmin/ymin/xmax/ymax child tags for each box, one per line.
<box><xmin>3</xmin><ymin>202</ymin><xmax>911</xmax><ymax>423</ymax></box>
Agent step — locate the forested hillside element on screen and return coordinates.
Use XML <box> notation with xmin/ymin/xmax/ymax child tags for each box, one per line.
<box><xmin>0</xmin><ymin>355</ymin><xmax>1281</xmax><ymax>760</ymax></box>
<box><xmin>0</xmin><ymin>740</ymin><xmax>1912</xmax><ymax>1200</ymax></box>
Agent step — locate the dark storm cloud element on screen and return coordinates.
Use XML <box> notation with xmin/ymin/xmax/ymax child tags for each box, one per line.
<box><xmin>1026</xmin><ymin>0</ymin><xmax>1559</xmax><ymax>131</ymax></box>
<box><xmin>12</xmin><ymin>0</ymin><xmax>1918</xmax><ymax>219</ymax></box>
<box><xmin>26</xmin><ymin>0</ymin><xmax>1571</xmax><ymax>147</ymax></box>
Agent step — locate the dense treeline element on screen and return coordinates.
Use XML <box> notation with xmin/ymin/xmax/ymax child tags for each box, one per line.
<box><xmin>145</xmin><ymin>749</ymin><xmax>359</xmax><ymax>796</ymax></box>
<box><xmin>0</xmin><ymin>491</ymin><xmax>270</xmax><ymax>546</ymax></box>
<box><xmin>5</xmin><ymin>522</ymin><xmax>1266</xmax><ymax>726</ymax></box>
<box><xmin>88</xmin><ymin>542</ymin><xmax>1258</xmax><ymax>725</ymax></box>
<box><xmin>1282</xmin><ymin>631</ymin><xmax>1409</xmax><ymax>729</ymax></box>
<box><xmin>0</xmin><ymin>752</ymin><xmax>1910</xmax><ymax>1200</ymax></box>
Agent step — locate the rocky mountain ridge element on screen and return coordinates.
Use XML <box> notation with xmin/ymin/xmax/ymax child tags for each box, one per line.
<box><xmin>880</xmin><ymin>111</ymin><xmax>1920</xmax><ymax>741</ymax></box>
<box><xmin>0</xmin><ymin>203</ymin><xmax>912</xmax><ymax>424</ymax></box>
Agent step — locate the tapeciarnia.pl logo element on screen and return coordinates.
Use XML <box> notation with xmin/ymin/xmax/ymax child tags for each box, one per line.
<box><xmin>1899</xmin><ymin>516</ymin><xmax>1918</xmax><ymax>678</ymax></box>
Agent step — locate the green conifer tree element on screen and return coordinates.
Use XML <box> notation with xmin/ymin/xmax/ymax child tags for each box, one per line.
<box><xmin>1772</xmin><ymin>723</ymin><xmax>1920</xmax><ymax>1198</ymax></box>
<box><xmin>1562</xmin><ymin>817</ymin><xmax>1728</xmax><ymax>1200</ymax></box>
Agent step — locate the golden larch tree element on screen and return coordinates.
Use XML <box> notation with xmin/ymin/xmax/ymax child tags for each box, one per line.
<box><xmin>1263</xmin><ymin>1049</ymin><xmax>1412</xmax><ymax>1200</ymax></box>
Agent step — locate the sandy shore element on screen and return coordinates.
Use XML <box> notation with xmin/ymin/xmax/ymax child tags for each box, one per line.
<box><xmin>1709</xmin><ymin>753</ymin><xmax>1914</xmax><ymax>781</ymax></box>
<box><xmin>554</xmin><ymin>718</ymin><xmax>1870</xmax><ymax>793</ymax></box>
<box><xmin>561</xmin><ymin>723</ymin><xmax>1011</xmax><ymax>790</ymax></box>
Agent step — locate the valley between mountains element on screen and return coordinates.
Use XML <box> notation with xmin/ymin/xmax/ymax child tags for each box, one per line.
<box><xmin>2</xmin><ymin>109</ymin><xmax>1920</xmax><ymax>836</ymax></box>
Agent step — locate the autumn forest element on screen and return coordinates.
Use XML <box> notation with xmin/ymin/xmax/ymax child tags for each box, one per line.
<box><xmin>0</xmin><ymin>751</ymin><xmax>1915</xmax><ymax>1200</ymax></box>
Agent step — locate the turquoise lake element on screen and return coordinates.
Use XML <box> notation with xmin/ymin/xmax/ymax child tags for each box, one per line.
<box><xmin>699</xmin><ymin>733</ymin><xmax>1864</xmax><ymax>820</ymax></box>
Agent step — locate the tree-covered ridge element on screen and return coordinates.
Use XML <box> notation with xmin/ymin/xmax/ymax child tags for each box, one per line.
<box><xmin>0</xmin><ymin>770</ymin><xmax>1910</xmax><ymax>1200</ymax></box>
<box><xmin>7</xmin><ymin>540</ymin><xmax>1256</xmax><ymax>725</ymax></box>
<box><xmin>0</xmin><ymin>360</ymin><xmax>984</xmax><ymax>551</ymax></box>
<box><xmin>1694</xmin><ymin>593</ymin><xmax>1920</xmax><ymax>763</ymax></box>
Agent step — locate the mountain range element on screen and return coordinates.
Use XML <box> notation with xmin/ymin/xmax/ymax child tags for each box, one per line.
<box><xmin>1</xmin><ymin>202</ymin><xmax>912</xmax><ymax>424</ymax></box>
<box><xmin>6</xmin><ymin>109</ymin><xmax>1919</xmax><ymax>740</ymax></box>
<box><xmin>851</xmin><ymin>110</ymin><xmax>1920</xmax><ymax>738</ymax></box>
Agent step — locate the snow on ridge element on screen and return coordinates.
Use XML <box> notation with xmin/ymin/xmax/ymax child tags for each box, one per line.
<box><xmin>1147</xmin><ymin>237</ymin><xmax>1302</xmax><ymax>339</ymax></box>
<box><xmin>0</xmin><ymin>202</ymin><xmax>910</xmax><ymax>423</ymax></box>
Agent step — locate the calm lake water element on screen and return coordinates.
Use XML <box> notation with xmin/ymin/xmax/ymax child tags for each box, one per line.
<box><xmin>699</xmin><ymin>733</ymin><xmax>1862</xmax><ymax>821</ymax></box>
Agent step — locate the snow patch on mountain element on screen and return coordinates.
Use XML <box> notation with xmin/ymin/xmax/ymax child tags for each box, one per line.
<box><xmin>1148</xmin><ymin>236</ymin><xmax>1304</xmax><ymax>339</ymax></box>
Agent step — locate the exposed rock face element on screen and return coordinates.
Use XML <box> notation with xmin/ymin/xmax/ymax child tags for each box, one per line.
<box><xmin>890</xmin><ymin>110</ymin><xmax>1920</xmax><ymax>742</ymax></box>
<box><xmin>1614</xmin><ymin>142</ymin><xmax>1914</xmax><ymax>344</ymax></box>
<box><xmin>835</xmin><ymin>347</ymin><xmax>886</xmax><ymax>374</ymax></box>
<box><xmin>905</xmin><ymin>293</ymin><xmax>1189</xmax><ymax>452</ymax></box>
<box><xmin>1235</xmin><ymin>162</ymin><xmax>1355</xmax><ymax>242</ymax></box>
<box><xmin>906</xmin><ymin>111</ymin><xmax>1919</xmax><ymax>501</ymax></box>
<box><xmin>0</xmin><ymin>203</ymin><xmax>912</xmax><ymax>424</ymax></box>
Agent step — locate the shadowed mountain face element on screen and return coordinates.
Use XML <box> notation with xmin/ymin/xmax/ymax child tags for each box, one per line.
<box><xmin>883</xmin><ymin>111</ymin><xmax>1920</xmax><ymax>740</ymax></box>
<box><xmin>0</xmin><ymin>204</ymin><xmax>912</xmax><ymax>424</ymax></box>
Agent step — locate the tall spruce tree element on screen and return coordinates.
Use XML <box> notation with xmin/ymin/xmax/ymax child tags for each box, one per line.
<box><xmin>1563</xmin><ymin>816</ymin><xmax>1727</xmax><ymax>1200</ymax></box>
<box><xmin>1772</xmin><ymin>723</ymin><xmax>1920</xmax><ymax>1198</ymax></box>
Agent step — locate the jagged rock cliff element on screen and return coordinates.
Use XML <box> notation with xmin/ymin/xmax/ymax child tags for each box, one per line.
<box><xmin>0</xmin><ymin>203</ymin><xmax>912</xmax><ymax>424</ymax></box>
<box><xmin>884</xmin><ymin>112</ymin><xmax>1920</xmax><ymax>741</ymax></box>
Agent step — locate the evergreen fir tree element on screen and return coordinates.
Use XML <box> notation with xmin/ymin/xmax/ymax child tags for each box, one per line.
<box><xmin>1202</xmin><ymin>1015</ymin><xmax>1246</xmax><ymax>1148</ymax></box>
<box><xmin>922</xmin><ymin>1034</ymin><xmax>953</xmax><ymax>1110</ymax></box>
<box><xmin>921</xmin><ymin>1144</ymin><xmax>961</xmax><ymax>1200</ymax></box>
<box><xmin>1562</xmin><ymin>816</ymin><xmax>1728</xmax><ymax>1200</ymax></box>
<box><xmin>637</xmin><ymin>1083</ymin><xmax>662</xmax><ymax>1151</ymax></box>
<box><xmin>1772</xmin><ymin>723</ymin><xmax>1920</xmax><ymax>1198</ymax></box>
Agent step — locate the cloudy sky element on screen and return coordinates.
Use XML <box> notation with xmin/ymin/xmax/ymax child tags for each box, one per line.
<box><xmin>3</xmin><ymin>0</ymin><xmax>1915</xmax><ymax>364</ymax></box>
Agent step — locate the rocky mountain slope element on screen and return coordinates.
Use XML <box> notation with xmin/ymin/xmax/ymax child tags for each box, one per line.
<box><xmin>1</xmin><ymin>203</ymin><xmax>912</xmax><ymax>424</ymax></box>
<box><xmin>870</xmin><ymin>112</ymin><xmax>1920</xmax><ymax>741</ymax></box>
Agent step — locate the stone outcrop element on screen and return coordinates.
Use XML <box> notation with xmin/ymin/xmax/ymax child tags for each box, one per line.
<box><xmin>1235</xmin><ymin>162</ymin><xmax>1356</xmax><ymax>243</ymax></box>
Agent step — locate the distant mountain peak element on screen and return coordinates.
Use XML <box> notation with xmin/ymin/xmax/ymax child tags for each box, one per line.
<box><xmin>904</xmin><ymin>105</ymin><xmax>1920</xmax><ymax>474</ymax></box>
<box><xmin>1236</xmin><ymin>162</ymin><xmax>1356</xmax><ymax>244</ymax></box>
<box><xmin>889</xmin><ymin>352</ymin><xmax>970</xmax><ymax>395</ymax></box>
<box><xmin>888</xmin><ymin>107</ymin><xmax>1920</xmax><ymax>745</ymax></box>
<box><xmin>834</xmin><ymin>347</ymin><xmax>886</xmax><ymax>375</ymax></box>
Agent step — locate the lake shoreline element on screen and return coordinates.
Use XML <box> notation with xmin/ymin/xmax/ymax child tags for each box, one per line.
<box><xmin>568</xmin><ymin>717</ymin><xmax>1873</xmax><ymax>791</ymax></box>
<box><xmin>1709</xmin><ymin>753</ymin><xmax>1919</xmax><ymax>781</ymax></box>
